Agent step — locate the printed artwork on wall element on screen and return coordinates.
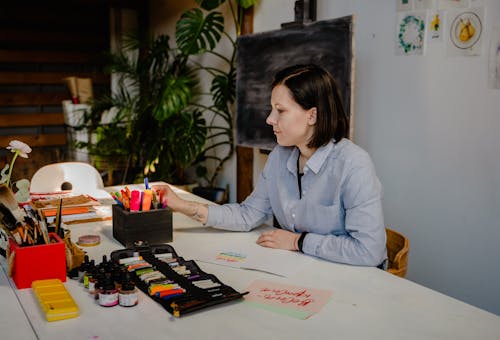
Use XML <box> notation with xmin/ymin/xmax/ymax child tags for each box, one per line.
<box><xmin>488</xmin><ymin>26</ymin><xmax>500</xmax><ymax>89</ymax></box>
<box><xmin>446</xmin><ymin>7</ymin><xmax>483</xmax><ymax>56</ymax></box>
<box><xmin>396</xmin><ymin>11</ymin><xmax>427</xmax><ymax>55</ymax></box>
<box><xmin>428</xmin><ymin>10</ymin><xmax>445</xmax><ymax>42</ymax></box>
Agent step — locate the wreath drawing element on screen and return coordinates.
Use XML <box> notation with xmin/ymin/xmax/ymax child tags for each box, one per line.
<box><xmin>398</xmin><ymin>14</ymin><xmax>425</xmax><ymax>54</ymax></box>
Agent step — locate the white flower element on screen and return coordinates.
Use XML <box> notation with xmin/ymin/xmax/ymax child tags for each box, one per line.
<box><xmin>7</xmin><ymin>140</ymin><xmax>32</xmax><ymax>158</ymax></box>
<box><xmin>3</xmin><ymin>140</ymin><xmax>32</xmax><ymax>188</ymax></box>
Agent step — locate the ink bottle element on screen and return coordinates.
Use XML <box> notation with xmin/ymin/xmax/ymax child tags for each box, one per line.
<box><xmin>94</xmin><ymin>267</ymin><xmax>106</xmax><ymax>300</ymax></box>
<box><xmin>111</xmin><ymin>262</ymin><xmax>122</xmax><ymax>289</ymax></box>
<box><xmin>100</xmin><ymin>255</ymin><xmax>109</xmax><ymax>271</ymax></box>
<box><xmin>98</xmin><ymin>273</ymin><xmax>118</xmax><ymax>307</ymax></box>
<box><xmin>83</xmin><ymin>259</ymin><xmax>95</xmax><ymax>289</ymax></box>
<box><xmin>78</xmin><ymin>255</ymin><xmax>90</xmax><ymax>283</ymax></box>
<box><xmin>88</xmin><ymin>262</ymin><xmax>99</xmax><ymax>295</ymax></box>
<box><xmin>118</xmin><ymin>271</ymin><xmax>138</xmax><ymax>307</ymax></box>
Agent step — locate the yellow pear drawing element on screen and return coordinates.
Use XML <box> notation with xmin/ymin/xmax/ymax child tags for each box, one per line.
<box><xmin>459</xmin><ymin>20</ymin><xmax>475</xmax><ymax>42</ymax></box>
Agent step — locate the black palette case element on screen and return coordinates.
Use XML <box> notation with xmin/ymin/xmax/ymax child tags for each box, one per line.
<box><xmin>110</xmin><ymin>244</ymin><xmax>247</xmax><ymax>317</ymax></box>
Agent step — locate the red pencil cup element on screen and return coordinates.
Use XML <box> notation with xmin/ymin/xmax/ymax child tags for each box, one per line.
<box><xmin>9</xmin><ymin>233</ymin><xmax>66</xmax><ymax>289</ymax></box>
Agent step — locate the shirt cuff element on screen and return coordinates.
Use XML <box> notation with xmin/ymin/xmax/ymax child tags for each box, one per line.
<box><xmin>206</xmin><ymin>205</ymin><xmax>221</xmax><ymax>226</ymax></box>
<box><xmin>301</xmin><ymin>232</ymin><xmax>322</xmax><ymax>256</ymax></box>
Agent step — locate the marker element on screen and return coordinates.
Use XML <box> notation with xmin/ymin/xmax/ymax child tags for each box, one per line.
<box><xmin>130</xmin><ymin>190</ymin><xmax>141</xmax><ymax>212</ymax></box>
<box><xmin>142</xmin><ymin>189</ymin><xmax>152</xmax><ymax>211</ymax></box>
<box><xmin>110</xmin><ymin>193</ymin><xmax>124</xmax><ymax>208</ymax></box>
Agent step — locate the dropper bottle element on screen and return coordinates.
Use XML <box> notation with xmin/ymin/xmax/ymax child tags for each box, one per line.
<box><xmin>98</xmin><ymin>272</ymin><xmax>118</xmax><ymax>307</ymax></box>
<box><xmin>118</xmin><ymin>271</ymin><xmax>138</xmax><ymax>307</ymax></box>
<box><xmin>78</xmin><ymin>255</ymin><xmax>90</xmax><ymax>283</ymax></box>
<box><xmin>83</xmin><ymin>259</ymin><xmax>95</xmax><ymax>289</ymax></box>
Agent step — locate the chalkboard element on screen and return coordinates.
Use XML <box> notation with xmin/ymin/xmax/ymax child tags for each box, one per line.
<box><xmin>236</xmin><ymin>16</ymin><xmax>354</xmax><ymax>150</ymax></box>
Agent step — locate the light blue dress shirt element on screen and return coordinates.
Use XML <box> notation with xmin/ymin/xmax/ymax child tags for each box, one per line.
<box><xmin>206</xmin><ymin>138</ymin><xmax>387</xmax><ymax>266</ymax></box>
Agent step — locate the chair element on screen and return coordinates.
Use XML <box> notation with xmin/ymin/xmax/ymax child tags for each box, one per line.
<box><xmin>30</xmin><ymin>162</ymin><xmax>104</xmax><ymax>195</ymax></box>
<box><xmin>386</xmin><ymin>227</ymin><xmax>409</xmax><ymax>278</ymax></box>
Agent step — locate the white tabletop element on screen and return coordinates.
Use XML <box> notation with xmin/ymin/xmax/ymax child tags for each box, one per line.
<box><xmin>1</xmin><ymin>183</ymin><xmax>499</xmax><ymax>339</ymax></box>
<box><xmin>0</xmin><ymin>263</ymin><xmax>37</xmax><ymax>340</ymax></box>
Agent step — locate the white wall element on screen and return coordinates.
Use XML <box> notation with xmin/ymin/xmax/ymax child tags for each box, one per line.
<box><xmin>254</xmin><ymin>0</ymin><xmax>500</xmax><ymax>315</ymax></box>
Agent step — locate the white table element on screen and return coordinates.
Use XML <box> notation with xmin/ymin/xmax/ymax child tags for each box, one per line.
<box><xmin>0</xmin><ymin>263</ymin><xmax>37</xmax><ymax>340</ymax></box>
<box><xmin>1</xmin><ymin>184</ymin><xmax>499</xmax><ymax>339</ymax></box>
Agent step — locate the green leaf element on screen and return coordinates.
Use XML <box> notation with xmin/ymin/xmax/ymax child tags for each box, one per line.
<box><xmin>176</xmin><ymin>9</ymin><xmax>224</xmax><ymax>55</ymax></box>
<box><xmin>152</xmin><ymin>75</ymin><xmax>193</xmax><ymax>121</ymax></box>
<box><xmin>211</xmin><ymin>68</ymin><xmax>236</xmax><ymax>111</ymax></box>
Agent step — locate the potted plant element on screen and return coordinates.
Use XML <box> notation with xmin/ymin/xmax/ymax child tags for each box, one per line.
<box><xmin>76</xmin><ymin>0</ymin><xmax>257</xmax><ymax>191</ymax></box>
<box><xmin>175</xmin><ymin>0</ymin><xmax>258</xmax><ymax>203</ymax></box>
<box><xmin>76</xmin><ymin>33</ymin><xmax>207</xmax><ymax>185</ymax></box>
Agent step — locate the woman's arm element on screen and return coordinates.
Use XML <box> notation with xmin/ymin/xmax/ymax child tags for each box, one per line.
<box><xmin>152</xmin><ymin>184</ymin><xmax>209</xmax><ymax>224</ymax></box>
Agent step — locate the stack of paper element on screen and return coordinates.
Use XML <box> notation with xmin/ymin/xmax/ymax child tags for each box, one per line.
<box><xmin>33</xmin><ymin>195</ymin><xmax>111</xmax><ymax>224</ymax></box>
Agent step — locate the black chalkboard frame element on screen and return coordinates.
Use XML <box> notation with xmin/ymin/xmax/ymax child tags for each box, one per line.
<box><xmin>236</xmin><ymin>15</ymin><xmax>355</xmax><ymax>150</ymax></box>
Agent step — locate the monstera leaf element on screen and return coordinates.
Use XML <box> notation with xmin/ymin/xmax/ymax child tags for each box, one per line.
<box><xmin>176</xmin><ymin>8</ymin><xmax>224</xmax><ymax>55</ymax></box>
<box><xmin>211</xmin><ymin>68</ymin><xmax>236</xmax><ymax>112</ymax></box>
<box><xmin>153</xmin><ymin>74</ymin><xmax>193</xmax><ymax>121</ymax></box>
<box><xmin>169</xmin><ymin>109</ymin><xmax>207</xmax><ymax>166</ymax></box>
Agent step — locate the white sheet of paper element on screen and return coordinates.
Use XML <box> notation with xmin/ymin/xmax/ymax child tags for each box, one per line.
<box><xmin>175</xmin><ymin>230</ymin><xmax>313</xmax><ymax>277</ymax></box>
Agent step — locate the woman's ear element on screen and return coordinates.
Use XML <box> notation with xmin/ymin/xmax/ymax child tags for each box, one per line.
<box><xmin>307</xmin><ymin>108</ymin><xmax>317</xmax><ymax>125</ymax></box>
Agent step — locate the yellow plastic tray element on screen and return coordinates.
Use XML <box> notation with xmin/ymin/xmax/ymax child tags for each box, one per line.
<box><xmin>32</xmin><ymin>279</ymin><xmax>79</xmax><ymax>321</ymax></box>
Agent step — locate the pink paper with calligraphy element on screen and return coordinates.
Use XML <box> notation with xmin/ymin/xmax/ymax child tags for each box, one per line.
<box><xmin>243</xmin><ymin>279</ymin><xmax>333</xmax><ymax>319</ymax></box>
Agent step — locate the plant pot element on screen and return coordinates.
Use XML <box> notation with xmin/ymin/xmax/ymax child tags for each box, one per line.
<box><xmin>192</xmin><ymin>186</ymin><xmax>227</xmax><ymax>204</ymax></box>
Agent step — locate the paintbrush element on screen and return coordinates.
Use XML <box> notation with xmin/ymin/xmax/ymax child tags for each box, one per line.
<box><xmin>54</xmin><ymin>198</ymin><xmax>63</xmax><ymax>239</ymax></box>
<box><xmin>170</xmin><ymin>291</ymin><xmax>247</xmax><ymax>317</ymax></box>
<box><xmin>36</xmin><ymin>209</ymin><xmax>50</xmax><ymax>244</ymax></box>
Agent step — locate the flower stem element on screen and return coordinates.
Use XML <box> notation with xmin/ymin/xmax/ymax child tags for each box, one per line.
<box><xmin>6</xmin><ymin>151</ymin><xmax>19</xmax><ymax>188</ymax></box>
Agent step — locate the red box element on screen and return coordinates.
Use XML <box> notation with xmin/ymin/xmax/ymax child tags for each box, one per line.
<box><xmin>9</xmin><ymin>233</ymin><xmax>66</xmax><ymax>289</ymax></box>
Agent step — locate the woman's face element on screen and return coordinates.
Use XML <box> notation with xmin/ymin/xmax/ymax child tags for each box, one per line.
<box><xmin>266</xmin><ymin>84</ymin><xmax>316</xmax><ymax>148</ymax></box>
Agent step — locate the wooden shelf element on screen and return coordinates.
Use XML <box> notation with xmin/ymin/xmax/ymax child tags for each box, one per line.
<box><xmin>0</xmin><ymin>50</ymin><xmax>106</xmax><ymax>64</ymax></box>
<box><xmin>0</xmin><ymin>134</ymin><xmax>67</xmax><ymax>147</ymax></box>
<box><xmin>0</xmin><ymin>113</ymin><xmax>64</xmax><ymax>127</ymax></box>
<box><xmin>0</xmin><ymin>93</ymin><xmax>68</xmax><ymax>106</ymax></box>
<box><xmin>0</xmin><ymin>72</ymin><xmax>109</xmax><ymax>85</ymax></box>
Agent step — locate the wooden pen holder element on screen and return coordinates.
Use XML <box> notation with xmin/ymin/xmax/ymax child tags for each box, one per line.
<box><xmin>8</xmin><ymin>233</ymin><xmax>66</xmax><ymax>289</ymax></box>
<box><xmin>112</xmin><ymin>204</ymin><xmax>173</xmax><ymax>248</ymax></box>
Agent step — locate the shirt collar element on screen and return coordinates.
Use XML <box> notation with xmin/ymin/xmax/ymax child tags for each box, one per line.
<box><xmin>287</xmin><ymin>148</ymin><xmax>300</xmax><ymax>175</ymax></box>
<box><xmin>307</xmin><ymin>141</ymin><xmax>334</xmax><ymax>174</ymax></box>
<box><xmin>286</xmin><ymin>140</ymin><xmax>336</xmax><ymax>175</ymax></box>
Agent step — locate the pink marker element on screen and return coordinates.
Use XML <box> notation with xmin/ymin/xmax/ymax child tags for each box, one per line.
<box><xmin>130</xmin><ymin>190</ymin><xmax>141</xmax><ymax>212</ymax></box>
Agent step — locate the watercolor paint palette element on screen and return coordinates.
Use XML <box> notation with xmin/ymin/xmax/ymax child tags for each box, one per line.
<box><xmin>110</xmin><ymin>244</ymin><xmax>247</xmax><ymax>317</ymax></box>
<box><xmin>32</xmin><ymin>279</ymin><xmax>79</xmax><ymax>321</ymax></box>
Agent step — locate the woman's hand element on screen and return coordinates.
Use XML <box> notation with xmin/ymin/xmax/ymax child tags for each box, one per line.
<box><xmin>256</xmin><ymin>229</ymin><xmax>300</xmax><ymax>251</ymax></box>
<box><xmin>151</xmin><ymin>184</ymin><xmax>182</xmax><ymax>211</ymax></box>
<box><xmin>152</xmin><ymin>184</ymin><xmax>208</xmax><ymax>224</ymax></box>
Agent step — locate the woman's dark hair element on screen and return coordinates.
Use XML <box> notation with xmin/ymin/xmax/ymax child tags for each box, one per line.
<box><xmin>271</xmin><ymin>64</ymin><xmax>349</xmax><ymax>148</ymax></box>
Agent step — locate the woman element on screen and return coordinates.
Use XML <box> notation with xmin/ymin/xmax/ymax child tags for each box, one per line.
<box><xmin>156</xmin><ymin>64</ymin><xmax>386</xmax><ymax>267</ymax></box>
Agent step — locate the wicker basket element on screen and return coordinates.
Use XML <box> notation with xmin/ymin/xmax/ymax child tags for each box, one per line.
<box><xmin>63</xmin><ymin>230</ymin><xmax>85</xmax><ymax>271</ymax></box>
